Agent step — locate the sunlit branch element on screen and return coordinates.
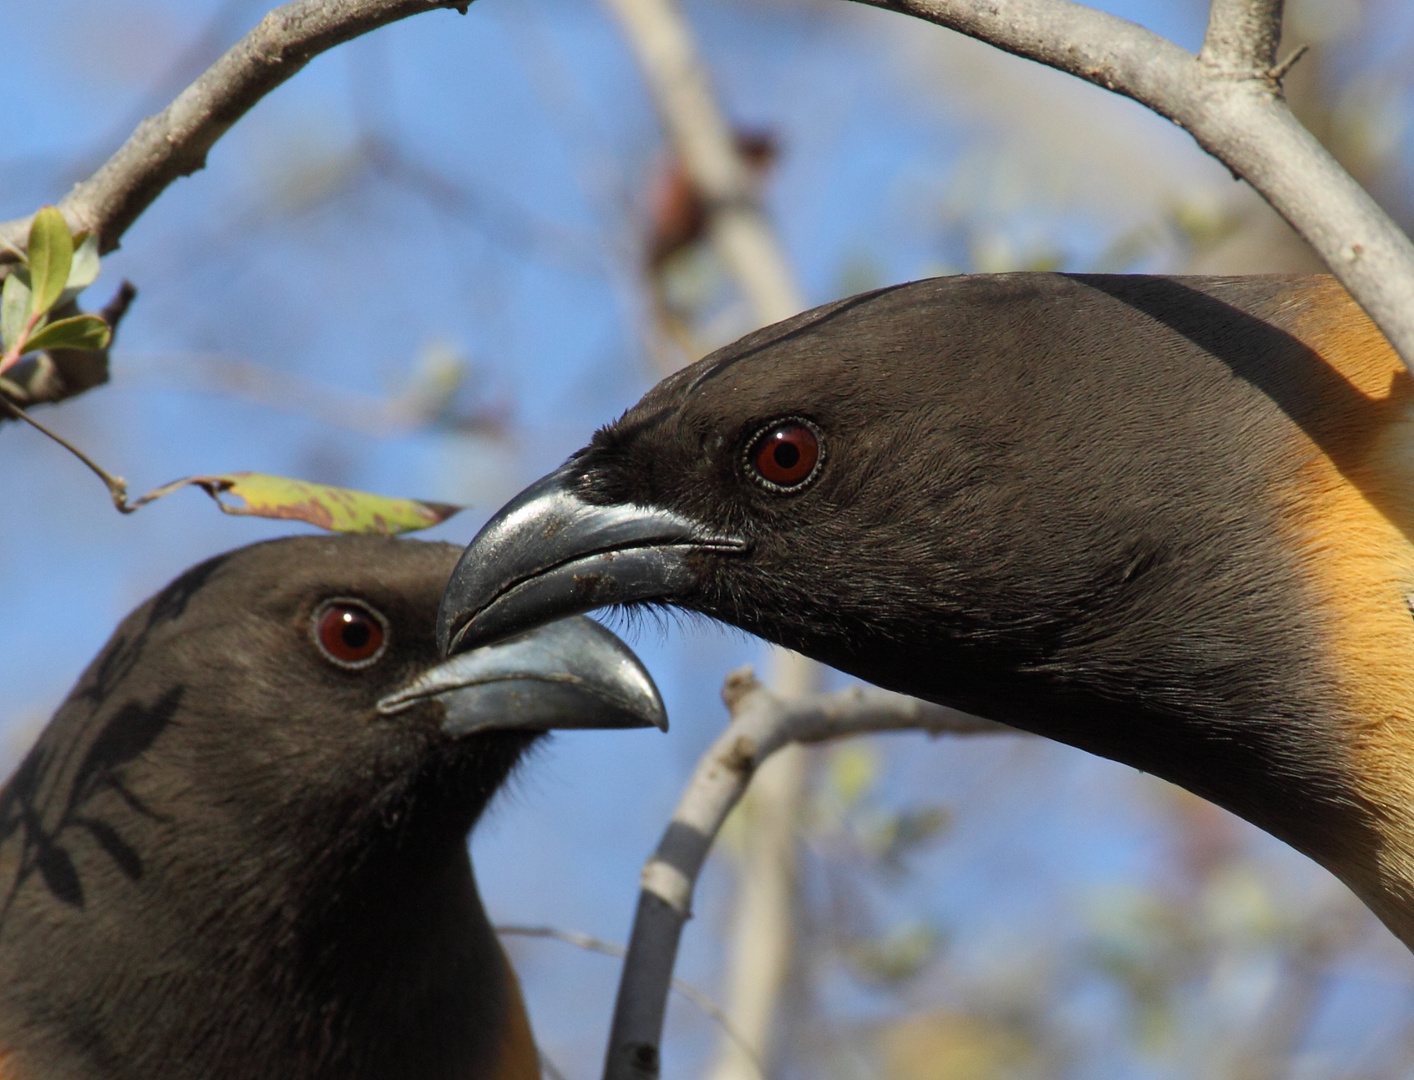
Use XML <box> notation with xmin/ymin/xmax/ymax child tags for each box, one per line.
<box><xmin>846</xmin><ymin>0</ymin><xmax>1414</xmax><ymax>370</ymax></box>
<box><xmin>598</xmin><ymin>5</ymin><xmax>817</xmax><ymax>1079</ymax></box>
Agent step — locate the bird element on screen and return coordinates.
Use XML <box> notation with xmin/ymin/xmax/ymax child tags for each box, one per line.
<box><xmin>436</xmin><ymin>272</ymin><xmax>1414</xmax><ymax>951</ymax></box>
<box><xmin>0</xmin><ymin>534</ymin><xmax>666</xmax><ymax>1080</ymax></box>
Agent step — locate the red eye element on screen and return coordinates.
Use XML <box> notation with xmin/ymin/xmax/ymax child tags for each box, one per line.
<box><xmin>748</xmin><ymin>420</ymin><xmax>822</xmax><ymax>490</ymax></box>
<box><xmin>314</xmin><ymin>601</ymin><xmax>388</xmax><ymax>669</ymax></box>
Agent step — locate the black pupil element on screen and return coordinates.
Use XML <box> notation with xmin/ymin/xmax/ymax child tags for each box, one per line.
<box><xmin>341</xmin><ymin>618</ymin><xmax>371</xmax><ymax>649</ymax></box>
<box><xmin>773</xmin><ymin>441</ymin><xmax>801</xmax><ymax>469</ymax></box>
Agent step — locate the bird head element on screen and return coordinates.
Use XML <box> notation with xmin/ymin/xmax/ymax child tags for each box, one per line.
<box><xmin>439</xmin><ymin>277</ymin><xmax>1205</xmax><ymax>700</ymax></box>
<box><xmin>0</xmin><ymin>535</ymin><xmax>665</xmax><ymax>1080</ymax></box>
<box><xmin>2</xmin><ymin>534</ymin><xmax>665</xmax><ymax>874</ymax></box>
<box><xmin>438</xmin><ymin>273</ymin><xmax>1414</xmax><ymax>943</ymax></box>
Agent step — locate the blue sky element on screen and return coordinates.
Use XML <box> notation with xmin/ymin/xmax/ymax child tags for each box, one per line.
<box><xmin>4</xmin><ymin>0</ymin><xmax>1414</xmax><ymax>1076</ymax></box>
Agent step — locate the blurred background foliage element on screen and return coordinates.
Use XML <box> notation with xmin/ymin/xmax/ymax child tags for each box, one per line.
<box><xmin>3</xmin><ymin>0</ymin><xmax>1414</xmax><ymax>1078</ymax></box>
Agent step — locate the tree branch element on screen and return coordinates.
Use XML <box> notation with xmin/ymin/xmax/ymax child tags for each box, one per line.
<box><xmin>0</xmin><ymin>0</ymin><xmax>471</xmax><ymax>264</ymax></box>
<box><xmin>600</xmin><ymin>6</ymin><xmax>816</xmax><ymax>1077</ymax></box>
<box><xmin>603</xmin><ymin>0</ymin><xmax>804</xmax><ymax>325</ymax></box>
<box><xmin>601</xmin><ymin>668</ymin><xmax>1010</xmax><ymax>1080</ymax></box>
<box><xmin>847</xmin><ymin>0</ymin><xmax>1414</xmax><ymax>371</ymax></box>
<box><xmin>1199</xmin><ymin>0</ymin><xmax>1283</xmax><ymax>74</ymax></box>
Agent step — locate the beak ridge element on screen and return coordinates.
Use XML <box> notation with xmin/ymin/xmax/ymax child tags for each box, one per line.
<box><xmin>437</xmin><ymin>461</ymin><xmax>745</xmax><ymax>656</ymax></box>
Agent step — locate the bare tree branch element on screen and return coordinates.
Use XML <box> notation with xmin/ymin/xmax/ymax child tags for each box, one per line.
<box><xmin>599</xmin><ymin>6</ymin><xmax>818</xmax><ymax>1078</ymax></box>
<box><xmin>847</xmin><ymin>0</ymin><xmax>1414</xmax><ymax>370</ymax></box>
<box><xmin>602</xmin><ymin>668</ymin><xmax>1010</xmax><ymax>1080</ymax></box>
<box><xmin>1199</xmin><ymin>0</ymin><xmax>1282</xmax><ymax>74</ymax></box>
<box><xmin>0</xmin><ymin>0</ymin><xmax>471</xmax><ymax>264</ymax></box>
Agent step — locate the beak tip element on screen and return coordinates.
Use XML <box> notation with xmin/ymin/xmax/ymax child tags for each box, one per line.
<box><xmin>637</xmin><ymin>681</ymin><xmax>670</xmax><ymax>734</ymax></box>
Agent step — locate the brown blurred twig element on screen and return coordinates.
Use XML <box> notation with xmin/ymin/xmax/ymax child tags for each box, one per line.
<box><xmin>603</xmin><ymin>0</ymin><xmax>803</xmax><ymax>328</ymax></box>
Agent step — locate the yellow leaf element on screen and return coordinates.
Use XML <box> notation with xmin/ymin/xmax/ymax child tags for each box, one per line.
<box><xmin>829</xmin><ymin>743</ymin><xmax>880</xmax><ymax>809</ymax></box>
<box><xmin>131</xmin><ymin>472</ymin><xmax>462</xmax><ymax>535</ymax></box>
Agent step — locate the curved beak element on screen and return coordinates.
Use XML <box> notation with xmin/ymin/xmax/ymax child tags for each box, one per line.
<box><xmin>379</xmin><ymin>616</ymin><xmax>668</xmax><ymax>736</ymax></box>
<box><xmin>437</xmin><ymin>461</ymin><xmax>746</xmax><ymax>657</ymax></box>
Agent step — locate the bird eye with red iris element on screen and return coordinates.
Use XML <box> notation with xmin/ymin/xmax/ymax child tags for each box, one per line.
<box><xmin>747</xmin><ymin>419</ymin><xmax>823</xmax><ymax>491</ymax></box>
<box><xmin>314</xmin><ymin>601</ymin><xmax>389</xmax><ymax>669</ymax></box>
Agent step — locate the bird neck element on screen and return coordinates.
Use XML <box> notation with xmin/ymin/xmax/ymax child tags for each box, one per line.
<box><xmin>766</xmin><ymin>536</ymin><xmax>1414</xmax><ymax>953</ymax></box>
<box><xmin>0</xmin><ymin>776</ymin><xmax>535</xmax><ymax>1080</ymax></box>
<box><xmin>280</xmin><ymin>831</ymin><xmax>536</xmax><ymax>1080</ymax></box>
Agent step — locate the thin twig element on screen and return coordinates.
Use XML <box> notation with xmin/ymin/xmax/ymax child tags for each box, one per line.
<box><xmin>0</xmin><ymin>394</ymin><xmax>232</xmax><ymax>516</ymax></box>
<box><xmin>1269</xmin><ymin>44</ymin><xmax>1310</xmax><ymax>83</ymax></box>
<box><xmin>0</xmin><ymin>397</ymin><xmax>244</xmax><ymax>518</ymax></box>
<box><xmin>0</xmin><ymin>394</ymin><xmax>131</xmax><ymax>507</ymax></box>
<box><xmin>497</xmin><ymin>924</ymin><xmax>769</xmax><ymax>1080</ymax></box>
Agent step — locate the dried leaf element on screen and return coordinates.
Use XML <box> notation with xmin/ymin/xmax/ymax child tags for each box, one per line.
<box><xmin>24</xmin><ymin>314</ymin><xmax>111</xmax><ymax>354</ymax></box>
<box><xmin>27</xmin><ymin>207</ymin><xmax>73</xmax><ymax>319</ymax></box>
<box><xmin>131</xmin><ymin>472</ymin><xmax>462</xmax><ymax>535</ymax></box>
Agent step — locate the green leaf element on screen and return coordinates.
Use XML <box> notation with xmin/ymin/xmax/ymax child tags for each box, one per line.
<box><xmin>23</xmin><ymin>314</ymin><xmax>111</xmax><ymax>354</ymax></box>
<box><xmin>61</xmin><ymin>231</ymin><xmax>101</xmax><ymax>305</ymax></box>
<box><xmin>1</xmin><ymin>274</ymin><xmax>30</xmax><ymax>352</ymax></box>
<box><xmin>140</xmin><ymin>473</ymin><xmax>463</xmax><ymax>534</ymax></box>
<box><xmin>27</xmin><ymin>207</ymin><xmax>73</xmax><ymax>319</ymax></box>
<box><xmin>829</xmin><ymin>743</ymin><xmax>879</xmax><ymax>810</ymax></box>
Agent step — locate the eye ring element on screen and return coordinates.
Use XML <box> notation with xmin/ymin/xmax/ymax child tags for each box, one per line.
<box><xmin>312</xmin><ymin>599</ymin><xmax>390</xmax><ymax>670</ymax></box>
<box><xmin>744</xmin><ymin>417</ymin><xmax>824</xmax><ymax>492</ymax></box>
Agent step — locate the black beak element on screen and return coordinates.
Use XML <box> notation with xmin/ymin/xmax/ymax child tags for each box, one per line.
<box><xmin>437</xmin><ymin>460</ymin><xmax>746</xmax><ymax>657</ymax></box>
<box><xmin>379</xmin><ymin>616</ymin><xmax>668</xmax><ymax>736</ymax></box>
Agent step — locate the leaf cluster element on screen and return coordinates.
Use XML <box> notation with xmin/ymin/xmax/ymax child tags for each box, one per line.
<box><xmin>0</xmin><ymin>208</ymin><xmax>111</xmax><ymax>375</ymax></box>
<box><xmin>0</xmin><ymin>208</ymin><xmax>459</xmax><ymax>536</ymax></box>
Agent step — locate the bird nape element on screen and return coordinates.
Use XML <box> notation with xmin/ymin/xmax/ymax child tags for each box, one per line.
<box><xmin>0</xmin><ymin>535</ymin><xmax>666</xmax><ymax>1080</ymax></box>
<box><xmin>438</xmin><ymin>272</ymin><xmax>1414</xmax><ymax>950</ymax></box>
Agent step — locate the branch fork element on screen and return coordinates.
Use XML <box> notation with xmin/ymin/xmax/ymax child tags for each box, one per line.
<box><xmin>855</xmin><ymin>0</ymin><xmax>1414</xmax><ymax>368</ymax></box>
